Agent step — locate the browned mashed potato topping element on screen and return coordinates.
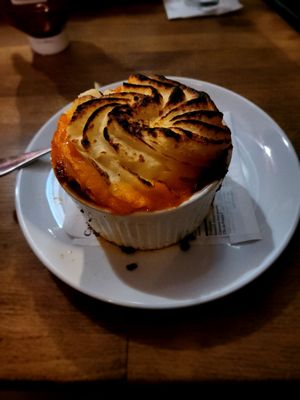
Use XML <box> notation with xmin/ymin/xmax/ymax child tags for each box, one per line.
<box><xmin>51</xmin><ymin>74</ymin><xmax>232</xmax><ymax>214</ymax></box>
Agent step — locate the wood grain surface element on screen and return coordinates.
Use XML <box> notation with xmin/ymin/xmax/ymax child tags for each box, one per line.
<box><xmin>0</xmin><ymin>0</ymin><xmax>299</xmax><ymax>392</ymax></box>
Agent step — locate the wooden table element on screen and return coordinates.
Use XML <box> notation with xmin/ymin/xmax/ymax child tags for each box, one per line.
<box><xmin>0</xmin><ymin>0</ymin><xmax>299</xmax><ymax>394</ymax></box>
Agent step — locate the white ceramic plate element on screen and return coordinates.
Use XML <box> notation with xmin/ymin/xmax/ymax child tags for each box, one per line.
<box><xmin>15</xmin><ymin>78</ymin><xmax>300</xmax><ymax>309</ymax></box>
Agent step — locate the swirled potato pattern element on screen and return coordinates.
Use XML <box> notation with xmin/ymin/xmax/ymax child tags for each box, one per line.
<box><xmin>51</xmin><ymin>74</ymin><xmax>232</xmax><ymax>214</ymax></box>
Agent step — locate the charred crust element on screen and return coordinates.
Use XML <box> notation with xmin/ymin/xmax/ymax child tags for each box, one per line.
<box><xmin>195</xmin><ymin>147</ymin><xmax>232</xmax><ymax>190</ymax></box>
<box><xmin>179</xmin><ymin>94</ymin><xmax>215</xmax><ymax>109</ymax></box>
<box><xmin>160</xmin><ymin>95</ymin><xmax>218</xmax><ymax>120</ymax></box>
<box><xmin>68</xmin><ymin>179</ymin><xmax>82</xmax><ymax>193</ymax></box>
<box><xmin>81</xmin><ymin>137</ymin><xmax>90</xmax><ymax>148</ymax></box>
<box><xmin>172</xmin><ymin>127</ymin><xmax>230</xmax><ymax>144</ymax></box>
<box><xmin>123</xmin><ymin>82</ymin><xmax>161</xmax><ymax>103</ymax></box>
<box><xmin>103</xmin><ymin>127</ymin><xmax>110</xmax><ymax>142</ymax></box>
<box><xmin>131</xmin><ymin>73</ymin><xmax>175</xmax><ymax>90</ymax></box>
<box><xmin>122</xmin><ymin>164</ymin><xmax>154</xmax><ymax>187</ymax></box>
<box><xmin>170</xmin><ymin>110</ymin><xmax>223</xmax><ymax>122</ymax></box>
<box><xmin>72</xmin><ymin>98</ymin><xmax>128</xmax><ymax>122</ymax></box>
<box><xmin>90</xmin><ymin>160</ymin><xmax>111</xmax><ymax>185</ymax></box>
<box><xmin>167</xmin><ymin>86</ymin><xmax>185</xmax><ymax>106</ymax></box>
<box><xmin>117</xmin><ymin>118</ymin><xmax>133</xmax><ymax>134</ymax></box>
<box><xmin>138</xmin><ymin>176</ymin><xmax>153</xmax><ymax>187</ymax></box>
<box><xmin>175</xmin><ymin>128</ymin><xmax>194</xmax><ymax>139</ymax></box>
<box><xmin>119</xmin><ymin>118</ymin><xmax>130</xmax><ymax>132</ymax></box>
<box><xmin>152</xmin><ymin>74</ymin><xmax>170</xmax><ymax>82</ymax></box>
<box><xmin>54</xmin><ymin>161</ymin><xmax>67</xmax><ymax>182</ymax></box>
<box><xmin>66</xmin><ymin>179</ymin><xmax>94</xmax><ymax>203</ymax></box>
<box><xmin>54</xmin><ymin>163</ymin><xmax>90</xmax><ymax>199</ymax></box>
<box><xmin>83</xmin><ymin>103</ymin><xmax>121</xmax><ymax>134</ymax></box>
<box><xmin>162</xmin><ymin>128</ymin><xmax>181</xmax><ymax>142</ymax></box>
<box><xmin>103</xmin><ymin>126</ymin><xmax>121</xmax><ymax>152</ymax></box>
<box><xmin>131</xmin><ymin>73</ymin><xmax>149</xmax><ymax>82</ymax></box>
<box><xmin>173</xmin><ymin>119</ymin><xmax>231</xmax><ymax>135</ymax></box>
<box><xmin>112</xmin><ymin>114</ymin><xmax>145</xmax><ymax>137</ymax></box>
<box><xmin>98</xmin><ymin>168</ymin><xmax>111</xmax><ymax>185</ymax></box>
<box><xmin>197</xmin><ymin>135</ymin><xmax>231</xmax><ymax>145</ymax></box>
<box><xmin>71</xmin><ymin>99</ymin><xmax>100</xmax><ymax>121</ymax></box>
<box><xmin>111</xmin><ymin>142</ymin><xmax>120</xmax><ymax>152</ymax></box>
<box><xmin>148</xmin><ymin>130</ymin><xmax>157</xmax><ymax>138</ymax></box>
<box><xmin>145</xmin><ymin>127</ymin><xmax>181</xmax><ymax>142</ymax></box>
<box><xmin>109</xmin><ymin>104</ymin><xmax>133</xmax><ymax>118</ymax></box>
<box><xmin>150</xmin><ymin>74</ymin><xmax>202</xmax><ymax>98</ymax></box>
<box><xmin>140</xmin><ymin>96</ymin><xmax>151</xmax><ymax>107</ymax></box>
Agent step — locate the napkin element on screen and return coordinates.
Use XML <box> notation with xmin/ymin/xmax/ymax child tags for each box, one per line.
<box><xmin>163</xmin><ymin>0</ymin><xmax>243</xmax><ymax>20</ymax></box>
<box><xmin>61</xmin><ymin>112</ymin><xmax>261</xmax><ymax>247</ymax></box>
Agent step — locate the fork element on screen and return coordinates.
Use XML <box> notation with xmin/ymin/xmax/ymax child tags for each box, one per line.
<box><xmin>0</xmin><ymin>148</ymin><xmax>51</xmax><ymax>177</ymax></box>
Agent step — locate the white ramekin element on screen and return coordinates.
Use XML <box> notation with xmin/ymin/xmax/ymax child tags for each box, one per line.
<box><xmin>62</xmin><ymin>180</ymin><xmax>221</xmax><ymax>250</ymax></box>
